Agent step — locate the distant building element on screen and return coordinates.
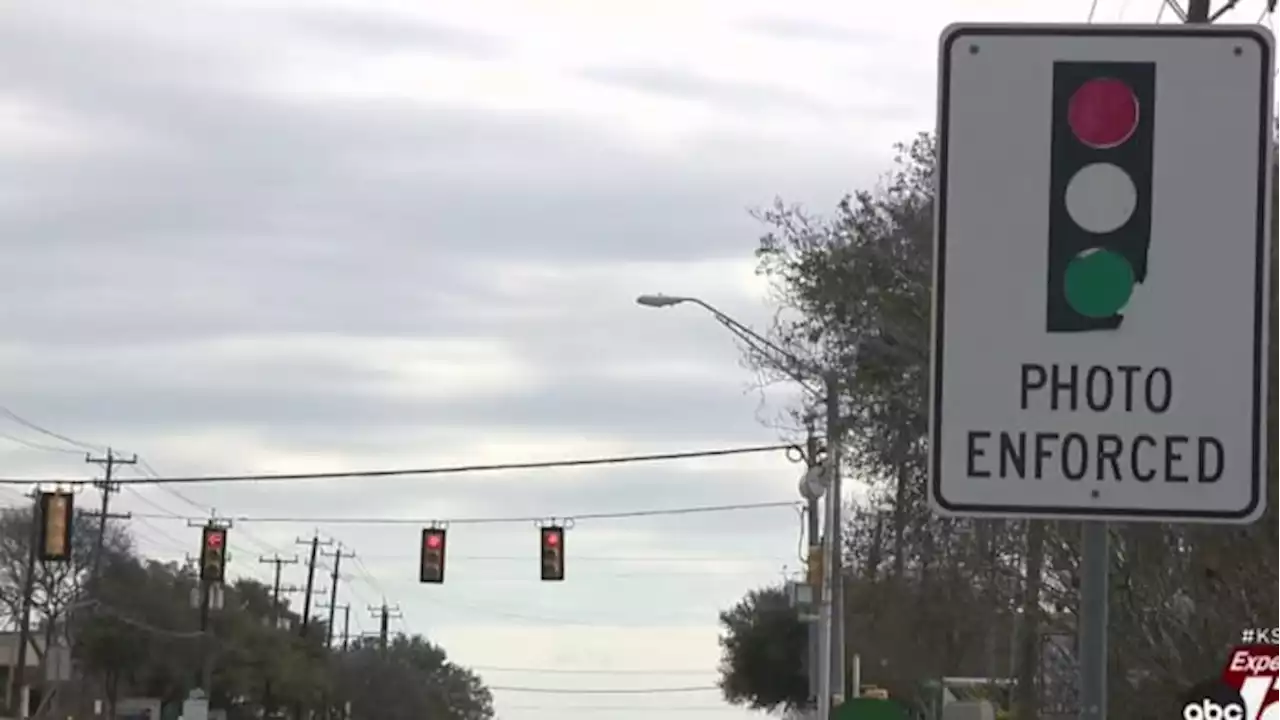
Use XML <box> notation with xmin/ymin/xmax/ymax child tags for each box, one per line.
<box><xmin>0</xmin><ymin>630</ymin><xmax>72</xmax><ymax>719</ymax></box>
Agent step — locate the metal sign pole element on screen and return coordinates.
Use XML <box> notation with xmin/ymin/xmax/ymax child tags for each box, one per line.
<box><xmin>1077</xmin><ymin>523</ymin><xmax>1109</xmax><ymax>720</ymax></box>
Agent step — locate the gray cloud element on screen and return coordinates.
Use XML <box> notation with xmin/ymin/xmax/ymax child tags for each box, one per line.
<box><xmin>579</xmin><ymin>65</ymin><xmax>837</xmax><ymax>114</ymax></box>
<box><xmin>739</xmin><ymin>15</ymin><xmax>889</xmax><ymax>46</ymax></box>
<box><xmin>0</xmin><ymin>2</ymin><xmax>873</xmax><ymax>694</ymax></box>
<box><xmin>278</xmin><ymin>7</ymin><xmax>510</xmax><ymax>59</ymax></box>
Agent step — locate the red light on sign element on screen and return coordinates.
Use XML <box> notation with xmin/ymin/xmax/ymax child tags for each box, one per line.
<box><xmin>425</xmin><ymin>533</ymin><xmax>442</xmax><ymax>549</ymax></box>
<box><xmin>1067</xmin><ymin>77</ymin><xmax>1139</xmax><ymax>149</ymax></box>
<box><xmin>205</xmin><ymin>531</ymin><xmax>224</xmax><ymax>549</ymax></box>
<box><xmin>544</xmin><ymin>531</ymin><xmax>559</xmax><ymax>547</ymax></box>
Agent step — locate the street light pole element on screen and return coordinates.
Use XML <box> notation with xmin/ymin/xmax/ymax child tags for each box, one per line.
<box><xmin>637</xmin><ymin>293</ymin><xmax>846</xmax><ymax>714</ymax></box>
<box><xmin>824</xmin><ymin>370</ymin><xmax>845</xmax><ymax>705</ymax></box>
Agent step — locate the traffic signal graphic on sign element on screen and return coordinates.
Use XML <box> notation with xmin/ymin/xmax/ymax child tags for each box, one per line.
<box><xmin>540</xmin><ymin>526</ymin><xmax>565</xmax><ymax>581</ymax></box>
<box><xmin>420</xmin><ymin>528</ymin><xmax>447</xmax><ymax>584</ymax></box>
<box><xmin>1046</xmin><ymin>62</ymin><xmax>1155</xmax><ymax>333</ymax></box>
<box><xmin>200</xmin><ymin>526</ymin><xmax>228</xmax><ymax>584</ymax></box>
<box><xmin>38</xmin><ymin>491</ymin><xmax>74</xmax><ymax>563</ymax></box>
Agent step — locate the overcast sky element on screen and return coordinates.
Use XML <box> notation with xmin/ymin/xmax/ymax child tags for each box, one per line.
<box><xmin>1</xmin><ymin>1</ymin><xmax>1272</xmax><ymax>718</ymax></box>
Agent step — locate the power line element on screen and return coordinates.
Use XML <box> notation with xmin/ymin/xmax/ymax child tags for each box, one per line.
<box><xmin>488</xmin><ymin>685</ymin><xmax>718</xmax><ymax>695</ymax></box>
<box><xmin>0</xmin><ymin>443</ymin><xmax>796</xmax><ymax>486</ymax></box>
<box><xmin>500</xmin><ymin>706</ymin><xmax>730</xmax><ymax>712</ymax></box>
<box><xmin>0</xmin><ymin>430</ymin><xmax>84</xmax><ymax>456</ymax></box>
<box><xmin>0</xmin><ymin>406</ymin><xmax>104</xmax><ymax>452</ymax></box>
<box><xmin>358</xmin><ymin>554</ymin><xmax>787</xmax><ymax>563</ymax></box>
<box><xmin>123</xmin><ymin>500</ymin><xmax>800</xmax><ymax>525</ymax></box>
<box><xmin>473</xmin><ymin>665</ymin><xmax>712</xmax><ymax>676</ymax></box>
<box><xmin>0</xmin><ymin>408</ymin><xmax>388</xmax><ymax>607</ymax></box>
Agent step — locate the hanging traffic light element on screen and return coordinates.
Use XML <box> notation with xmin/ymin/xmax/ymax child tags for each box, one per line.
<box><xmin>420</xmin><ymin>528</ymin><xmax>447</xmax><ymax>584</ymax></box>
<box><xmin>1046</xmin><ymin>62</ymin><xmax>1155</xmax><ymax>333</ymax></box>
<box><xmin>540</xmin><ymin>526</ymin><xmax>565</xmax><ymax>582</ymax></box>
<box><xmin>38</xmin><ymin>491</ymin><xmax>73</xmax><ymax>563</ymax></box>
<box><xmin>200</xmin><ymin>526</ymin><xmax>228</xmax><ymax>584</ymax></box>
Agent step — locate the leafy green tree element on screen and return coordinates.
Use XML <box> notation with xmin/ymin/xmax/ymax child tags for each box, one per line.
<box><xmin>0</xmin><ymin>504</ymin><xmax>129</xmax><ymax>634</ymax></box>
<box><xmin>338</xmin><ymin>634</ymin><xmax>493</xmax><ymax>720</ymax></box>
<box><xmin>716</xmin><ymin>586</ymin><xmax>808</xmax><ymax>712</ymax></box>
<box><xmin>18</xmin><ymin>521</ymin><xmax>497</xmax><ymax>720</ymax></box>
<box><xmin>718</xmin><ymin>133</ymin><xmax>1277</xmax><ymax>717</ymax></box>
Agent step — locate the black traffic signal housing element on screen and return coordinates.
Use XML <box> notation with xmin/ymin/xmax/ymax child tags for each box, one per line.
<box><xmin>1046</xmin><ymin>61</ymin><xmax>1155</xmax><ymax>333</ymax></box>
<box><xmin>420</xmin><ymin>528</ymin><xmax>447</xmax><ymax>584</ymax></box>
<box><xmin>540</xmin><ymin>526</ymin><xmax>565</xmax><ymax>582</ymax></box>
<box><xmin>200</xmin><ymin>526</ymin><xmax>228</xmax><ymax>584</ymax></box>
<box><xmin>38</xmin><ymin>491</ymin><xmax>74</xmax><ymax>563</ymax></box>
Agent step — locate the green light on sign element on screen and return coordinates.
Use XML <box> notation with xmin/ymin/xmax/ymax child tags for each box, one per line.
<box><xmin>1064</xmin><ymin>248</ymin><xmax>1135</xmax><ymax>318</ymax></box>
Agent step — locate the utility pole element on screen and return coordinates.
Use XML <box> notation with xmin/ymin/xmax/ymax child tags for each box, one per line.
<box><xmin>259</xmin><ymin>555</ymin><xmax>299</xmax><ymax>615</ymax></box>
<box><xmin>8</xmin><ymin>491</ymin><xmax>39</xmax><ymax>719</ymax></box>
<box><xmin>1186</xmin><ymin>0</ymin><xmax>1211</xmax><ymax>22</ymax></box>
<box><xmin>296</xmin><ymin>534</ymin><xmax>334</xmax><ymax>638</ymax></box>
<box><xmin>822</xmin><ymin>370</ymin><xmax>846</xmax><ymax>710</ymax></box>
<box><xmin>320</xmin><ymin>544</ymin><xmax>355</xmax><ymax>648</ymax></box>
<box><xmin>85</xmin><ymin>450</ymin><xmax>137</xmax><ymax>586</ymax></box>
<box><xmin>293</xmin><ymin>534</ymin><xmax>333</xmax><ymax>720</ymax></box>
<box><xmin>318</xmin><ymin>603</ymin><xmax>352</xmax><ymax>650</ymax></box>
<box><xmin>317</xmin><ymin>600</ymin><xmax>351</xmax><ymax>720</ymax></box>
<box><xmin>78</xmin><ymin>452</ymin><xmax>132</xmax><ymax>720</ymax></box>
<box><xmin>802</xmin><ymin>418</ymin><xmax>822</xmax><ymax>708</ymax></box>
<box><xmin>368</xmin><ymin>603</ymin><xmax>401</xmax><ymax>657</ymax></box>
<box><xmin>316</xmin><ymin>601</ymin><xmax>350</xmax><ymax>649</ymax></box>
<box><xmin>341</xmin><ymin>604</ymin><xmax>351</xmax><ymax>652</ymax></box>
<box><xmin>259</xmin><ymin>555</ymin><xmax>297</xmax><ymax>719</ymax></box>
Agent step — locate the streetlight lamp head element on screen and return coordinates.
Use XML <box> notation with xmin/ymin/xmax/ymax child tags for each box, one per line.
<box><xmin>799</xmin><ymin>460</ymin><xmax>830</xmax><ymax>500</ymax></box>
<box><xmin>635</xmin><ymin>294</ymin><xmax>690</xmax><ymax>308</ymax></box>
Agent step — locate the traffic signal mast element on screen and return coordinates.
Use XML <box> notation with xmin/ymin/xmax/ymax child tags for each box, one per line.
<box><xmin>540</xmin><ymin>526</ymin><xmax>565</xmax><ymax>582</ymax></box>
<box><xmin>1046</xmin><ymin>61</ymin><xmax>1156</xmax><ymax>333</ymax></box>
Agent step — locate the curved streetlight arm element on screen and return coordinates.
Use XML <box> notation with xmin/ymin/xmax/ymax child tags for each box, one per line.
<box><xmin>680</xmin><ymin>298</ymin><xmax>825</xmax><ymax>398</ymax></box>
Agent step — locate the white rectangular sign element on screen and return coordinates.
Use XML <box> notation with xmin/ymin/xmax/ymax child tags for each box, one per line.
<box><xmin>929</xmin><ymin>23</ymin><xmax>1274</xmax><ymax>523</ymax></box>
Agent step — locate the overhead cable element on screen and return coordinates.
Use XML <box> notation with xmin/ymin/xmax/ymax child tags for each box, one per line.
<box><xmin>124</xmin><ymin>500</ymin><xmax>800</xmax><ymax>526</ymax></box>
<box><xmin>0</xmin><ymin>443</ymin><xmax>797</xmax><ymax>486</ymax></box>
<box><xmin>487</xmin><ymin>685</ymin><xmax>718</xmax><ymax>694</ymax></box>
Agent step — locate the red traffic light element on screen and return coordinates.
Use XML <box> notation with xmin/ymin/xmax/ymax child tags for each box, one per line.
<box><xmin>1067</xmin><ymin>77</ymin><xmax>1139</xmax><ymax>149</ymax></box>
<box><xmin>420</xmin><ymin>528</ymin><xmax>447</xmax><ymax>584</ymax></box>
<box><xmin>200</xmin><ymin>528</ymin><xmax>228</xmax><ymax>584</ymax></box>
<box><xmin>540</xmin><ymin>527</ymin><xmax>565</xmax><ymax>581</ymax></box>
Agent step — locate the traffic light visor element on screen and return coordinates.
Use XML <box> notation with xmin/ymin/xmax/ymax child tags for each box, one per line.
<box><xmin>1067</xmin><ymin>77</ymin><xmax>1139</xmax><ymax>149</ymax></box>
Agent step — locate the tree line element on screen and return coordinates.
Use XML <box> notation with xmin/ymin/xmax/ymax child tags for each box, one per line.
<box><xmin>0</xmin><ymin>505</ymin><xmax>493</xmax><ymax>720</ymax></box>
<box><xmin>715</xmin><ymin>132</ymin><xmax>1279</xmax><ymax>720</ymax></box>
